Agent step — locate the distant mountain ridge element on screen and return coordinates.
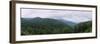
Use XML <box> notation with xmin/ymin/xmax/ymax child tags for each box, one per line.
<box><xmin>22</xmin><ymin>17</ymin><xmax>77</xmax><ymax>27</ymax></box>
<box><xmin>21</xmin><ymin>17</ymin><xmax>92</xmax><ymax>35</ymax></box>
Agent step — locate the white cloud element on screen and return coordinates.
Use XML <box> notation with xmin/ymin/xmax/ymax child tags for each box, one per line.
<box><xmin>21</xmin><ymin>8</ymin><xmax>92</xmax><ymax>23</ymax></box>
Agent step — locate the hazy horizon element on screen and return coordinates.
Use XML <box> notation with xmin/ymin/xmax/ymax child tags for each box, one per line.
<box><xmin>21</xmin><ymin>8</ymin><xmax>92</xmax><ymax>23</ymax></box>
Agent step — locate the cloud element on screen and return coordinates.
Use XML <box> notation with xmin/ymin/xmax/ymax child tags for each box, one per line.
<box><xmin>21</xmin><ymin>8</ymin><xmax>92</xmax><ymax>23</ymax></box>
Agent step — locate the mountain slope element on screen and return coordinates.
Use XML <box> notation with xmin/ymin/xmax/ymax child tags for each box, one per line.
<box><xmin>21</xmin><ymin>17</ymin><xmax>73</xmax><ymax>35</ymax></box>
<box><xmin>21</xmin><ymin>17</ymin><xmax>92</xmax><ymax>35</ymax></box>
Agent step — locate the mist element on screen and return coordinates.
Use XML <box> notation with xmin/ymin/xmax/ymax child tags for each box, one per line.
<box><xmin>21</xmin><ymin>8</ymin><xmax>92</xmax><ymax>23</ymax></box>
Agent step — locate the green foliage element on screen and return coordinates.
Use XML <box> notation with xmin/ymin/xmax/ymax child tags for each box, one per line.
<box><xmin>74</xmin><ymin>21</ymin><xmax>92</xmax><ymax>33</ymax></box>
<box><xmin>21</xmin><ymin>17</ymin><xmax>92</xmax><ymax>35</ymax></box>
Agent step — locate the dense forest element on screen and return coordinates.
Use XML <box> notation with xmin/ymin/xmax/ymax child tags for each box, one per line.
<box><xmin>21</xmin><ymin>17</ymin><xmax>92</xmax><ymax>35</ymax></box>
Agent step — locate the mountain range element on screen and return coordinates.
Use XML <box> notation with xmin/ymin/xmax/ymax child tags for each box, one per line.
<box><xmin>21</xmin><ymin>17</ymin><xmax>92</xmax><ymax>35</ymax></box>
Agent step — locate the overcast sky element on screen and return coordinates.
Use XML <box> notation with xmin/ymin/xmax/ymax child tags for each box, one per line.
<box><xmin>21</xmin><ymin>8</ymin><xmax>92</xmax><ymax>23</ymax></box>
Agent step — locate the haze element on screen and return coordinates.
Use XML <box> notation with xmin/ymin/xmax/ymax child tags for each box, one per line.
<box><xmin>21</xmin><ymin>8</ymin><xmax>92</xmax><ymax>23</ymax></box>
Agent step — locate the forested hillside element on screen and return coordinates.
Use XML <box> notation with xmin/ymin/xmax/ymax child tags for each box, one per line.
<box><xmin>21</xmin><ymin>17</ymin><xmax>92</xmax><ymax>35</ymax></box>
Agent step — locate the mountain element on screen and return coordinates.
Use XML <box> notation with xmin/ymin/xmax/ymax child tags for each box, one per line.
<box><xmin>59</xmin><ymin>19</ymin><xmax>77</xmax><ymax>27</ymax></box>
<box><xmin>21</xmin><ymin>17</ymin><xmax>74</xmax><ymax>35</ymax></box>
<box><xmin>21</xmin><ymin>17</ymin><xmax>92</xmax><ymax>35</ymax></box>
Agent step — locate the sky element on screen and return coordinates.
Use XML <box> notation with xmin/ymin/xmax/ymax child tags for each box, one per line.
<box><xmin>21</xmin><ymin>8</ymin><xmax>92</xmax><ymax>23</ymax></box>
